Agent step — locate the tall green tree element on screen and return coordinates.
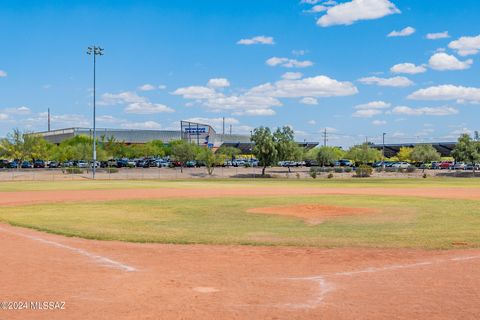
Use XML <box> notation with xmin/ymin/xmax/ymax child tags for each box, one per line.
<box><xmin>346</xmin><ymin>143</ymin><xmax>381</xmax><ymax>166</ymax></box>
<box><xmin>196</xmin><ymin>148</ymin><xmax>223</xmax><ymax>175</ymax></box>
<box><xmin>171</xmin><ymin>140</ymin><xmax>199</xmax><ymax>172</ymax></box>
<box><xmin>251</xmin><ymin>127</ymin><xmax>278</xmax><ymax>176</ymax></box>
<box><xmin>274</xmin><ymin>126</ymin><xmax>303</xmax><ymax>172</ymax></box>
<box><xmin>0</xmin><ymin>129</ymin><xmax>28</xmax><ymax>167</ymax></box>
<box><xmin>24</xmin><ymin>134</ymin><xmax>53</xmax><ymax>162</ymax></box>
<box><xmin>397</xmin><ymin>147</ymin><xmax>413</xmax><ymax>162</ymax></box>
<box><xmin>216</xmin><ymin>146</ymin><xmax>241</xmax><ymax>162</ymax></box>
<box><xmin>410</xmin><ymin>145</ymin><xmax>441</xmax><ymax>172</ymax></box>
<box><xmin>452</xmin><ymin>134</ymin><xmax>480</xmax><ymax>174</ymax></box>
<box><xmin>316</xmin><ymin>146</ymin><xmax>342</xmax><ymax>167</ymax></box>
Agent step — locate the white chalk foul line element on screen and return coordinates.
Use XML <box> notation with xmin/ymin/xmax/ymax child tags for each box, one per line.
<box><xmin>286</xmin><ymin>254</ymin><xmax>480</xmax><ymax>310</ymax></box>
<box><xmin>283</xmin><ymin>276</ymin><xmax>334</xmax><ymax>309</ymax></box>
<box><xmin>0</xmin><ymin>226</ymin><xmax>137</xmax><ymax>272</ymax></box>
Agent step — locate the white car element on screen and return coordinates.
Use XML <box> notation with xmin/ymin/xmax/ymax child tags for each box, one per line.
<box><xmin>392</xmin><ymin>162</ymin><xmax>411</xmax><ymax>169</ymax></box>
<box><xmin>156</xmin><ymin>160</ymin><xmax>169</xmax><ymax>167</ymax></box>
<box><xmin>453</xmin><ymin>162</ymin><xmax>466</xmax><ymax>170</ymax></box>
<box><xmin>77</xmin><ymin>160</ymin><xmax>88</xmax><ymax>168</ymax></box>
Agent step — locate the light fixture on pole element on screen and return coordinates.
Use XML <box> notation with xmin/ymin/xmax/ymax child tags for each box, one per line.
<box><xmin>86</xmin><ymin>45</ymin><xmax>104</xmax><ymax>179</ymax></box>
<box><xmin>382</xmin><ymin>132</ymin><xmax>386</xmax><ymax>169</ymax></box>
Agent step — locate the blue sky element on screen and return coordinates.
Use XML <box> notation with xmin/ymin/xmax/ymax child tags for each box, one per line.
<box><xmin>1</xmin><ymin>0</ymin><xmax>479</xmax><ymax>146</ymax></box>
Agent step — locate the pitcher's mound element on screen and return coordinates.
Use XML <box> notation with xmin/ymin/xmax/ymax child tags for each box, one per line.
<box><xmin>248</xmin><ymin>204</ymin><xmax>377</xmax><ymax>225</ymax></box>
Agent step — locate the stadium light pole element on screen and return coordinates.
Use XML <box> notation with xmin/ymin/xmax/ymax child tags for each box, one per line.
<box><xmin>86</xmin><ymin>45</ymin><xmax>104</xmax><ymax>179</ymax></box>
<box><xmin>382</xmin><ymin>132</ymin><xmax>386</xmax><ymax>169</ymax></box>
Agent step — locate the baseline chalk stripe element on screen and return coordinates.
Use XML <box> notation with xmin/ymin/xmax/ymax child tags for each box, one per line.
<box><xmin>286</xmin><ymin>254</ymin><xmax>480</xmax><ymax>310</ymax></box>
<box><xmin>283</xmin><ymin>276</ymin><xmax>334</xmax><ymax>309</ymax></box>
<box><xmin>0</xmin><ymin>226</ymin><xmax>136</xmax><ymax>272</ymax></box>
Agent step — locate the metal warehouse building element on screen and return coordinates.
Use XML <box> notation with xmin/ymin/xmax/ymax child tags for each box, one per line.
<box><xmin>35</xmin><ymin>121</ymin><xmax>318</xmax><ymax>153</ymax></box>
<box><xmin>371</xmin><ymin>142</ymin><xmax>457</xmax><ymax>157</ymax></box>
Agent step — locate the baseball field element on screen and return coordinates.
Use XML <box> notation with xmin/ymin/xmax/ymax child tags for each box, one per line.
<box><xmin>1</xmin><ymin>178</ymin><xmax>480</xmax><ymax>319</ymax></box>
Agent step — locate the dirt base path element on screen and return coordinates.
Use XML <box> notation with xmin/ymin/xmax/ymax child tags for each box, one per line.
<box><xmin>1</xmin><ymin>223</ymin><xmax>479</xmax><ymax>320</ymax></box>
<box><xmin>1</xmin><ymin>186</ymin><xmax>480</xmax><ymax>206</ymax></box>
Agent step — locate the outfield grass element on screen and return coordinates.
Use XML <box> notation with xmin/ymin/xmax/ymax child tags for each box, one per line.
<box><xmin>1</xmin><ymin>177</ymin><xmax>480</xmax><ymax>192</ymax></box>
<box><xmin>1</xmin><ymin>191</ymin><xmax>479</xmax><ymax>249</ymax></box>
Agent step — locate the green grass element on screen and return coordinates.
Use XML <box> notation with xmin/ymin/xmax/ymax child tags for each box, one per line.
<box><xmin>1</xmin><ymin>191</ymin><xmax>480</xmax><ymax>249</ymax></box>
<box><xmin>1</xmin><ymin>177</ymin><xmax>480</xmax><ymax>192</ymax></box>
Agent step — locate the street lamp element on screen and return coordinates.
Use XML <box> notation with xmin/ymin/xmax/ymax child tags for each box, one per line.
<box><xmin>86</xmin><ymin>45</ymin><xmax>104</xmax><ymax>179</ymax></box>
<box><xmin>382</xmin><ymin>132</ymin><xmax>386</xmax><ymax>169</ymax></box>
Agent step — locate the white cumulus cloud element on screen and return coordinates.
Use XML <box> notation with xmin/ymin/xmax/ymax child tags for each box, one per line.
<box><xmin>100</xmin><ymin>91</ymin><xmax>174</xmax><ymax>114</ymax></box>
<box><xmin>237</xmin><ymin>36</ymin><xmax>275</xmax><ymax>45</ymax></box>
<box><xmin>352</xmin><ymin>109</ymin><xmax>383</xmax><ymax>118</ymax></box>
<box><xmin>138</xmin><ymin>84</ymin><xmax>156</xmax><ymax>91</ymax></box>
<box><xmin>390</xmin><ymin>63</ymin><xmax>426</xmax><ymax>74</ymax></box>
<box><xmin>173</xmin><ymin>75</ymin><xmax>357</xmax><ymax>116</ymax></box>
<box><xmin>354</xmin><ymin>101</ymin><xmax>391</xmax><ymax>109</ymax></box>
<box><xmin>299</xmin><ymin>97</ymin><xmax>319</xmax><ymax>105</ymax></box>
<box><xmin>408</xmin><ymin>85</ymin><xmax>480</xmax><ymax>103</ymax></box>
<box><xmin>316</xmin><ymin>0</ymin><xmax>400</xmax><ymax>27</ymax></box>
<box><xmin>448</xmin><ymin>34</ymin><xmax>480</xmax><ymax>56</ymax></box>
<box><xmin>266</xmin><ymin>57</ymin><xmax>313</xmax><ymax>68</ymax></box>
<box><xmin>4</xmin><ymin>106</ymin><xmax>31</xmax><ymax>115</ymax></box>
<box><xmin>358</xmin><ymin>76</ymin><xmax>414</xmax><ymax>87</ymax></box>
<box><xmin>392</xmin><ymin>106</ymin><xmax>458</xmax><ymax>116</ymax></box>
<box><xmin>0</xmin><ymin>70</ymin><xmax>7</xmax><ymax>77</ymax></box>
<box><xmin>207</xmin><ymin>78</ymin><xmax>230</xmax><ymax>88</ymax></box>
<box><xmin>387</xmin><ymin>26</ymin><xmax>416</xmax><ymax>37</ymax></box>
<box><xmin>428</xmin><ymin>53</ymin><xmax>473</xmax><ymax>71</ymax></box>
<box><xmin>426</xmin><ymin>31</ymin><xmax>450</xmax><ymax>40</ymax></box>
<box><xmin>282</xmin><ymin>72</ymin><xmax>303</xmax><ymax>80</ymax></box>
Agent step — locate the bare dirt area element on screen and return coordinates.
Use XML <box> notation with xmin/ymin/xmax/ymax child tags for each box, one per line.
<box><xmin>248</xmin><ymin>204</ymin><xmax>378</xmax><ymax>225</ymax></box>
<box><xmin>1</xmin><ymin>186</ymin><xmax>480</xmax><ymax>207</ymax></box>
<box><xmin>1</xmin><ymin>223</ymin><xmax>479</xmax><ymax>320</ymax></box>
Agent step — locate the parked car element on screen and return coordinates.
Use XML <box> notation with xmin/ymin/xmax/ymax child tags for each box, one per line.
<box><xmin>77</xmin><ymin>160</ymin><xmax>88</xmax><ymax>168</ymax></box>
<box><xmin>62</xmin><ymin>161</ymin><xmax>73</xmax><ymax>167</ymax></box>
<box><xmin>453</xmin><ymin>162</ymin><xmax>467</xmax><ymax>170</ymax></box>
<box><xmin>335</xmin><ymin>159</ymin><xmax>353</xmax><ymax>167</ymax></box>
<box><xmin>33</xmin><ymin>160</ymin><xmax>45</xmax><ymax>168</ymax></box>
<box><xmin>89</xmin><ymin>161</ymin><xmax>101</xmax><ymax>168</ymax></box>
<box><xmin>249</xmin><ymin>159</ymin><xmax>259</xmax><ymax>167</ymax></box>
<box><xmin>185</xmin><ymin>160</ymin><xmax>197</xmax><ymax>168</ymax></box>
<box><xmin>0</xmin><ymin>159</ymin><xmax>9</xmax><ymax>168</ymax></box>
<box><xmin>21</xmin><ymin>161</ymin><xmax>32</xmax><ymax>168</ymax></box>
<box><xmin>392</xmin><ymin>162</ymin><xmax>411</xmax><ymax>169</ymax></box>
<box><xmin>135</xmin><ymin>159</ymin><xmax>148</xmax><ymax>168</ymax></box>
<box><xmin>431</xmin><ymin>162</ymin><xmax>441</xmax><ymax>170</ymax></box>
<box><xmin>48</xmin><ymin>161</ymin><xmax>60</xmax><ymax>168</ymax></box>
<box><xmin>419</xmin><ymin>162</ymin><xmax>432</xmax><ymax>170</ymax></box>
<box><xmin>466</xmin><ymin>163</ymin><xmax>480</xmax><ymax>171</ymax></box>
<box><xmin>169</xmin><ymin>161</ymin><xmax>182</xmax><ymax>168</ymax></box>
<box><xmin>156</xmin><ymin>159</ymin><xmax>170</xmax><ymax>167</ymax></box>
<box><xmin>305</xmin><ymin>160</ymin><xmax>319</xmax><ymax>167</ymax></box>
<box><xmin>107</xmin><ymin>159</ymin><xmax>118</xmax><ymax>167</ymax></box>
<box><xmin>8</xmin><ymin>161</ymin><xmax>19</xmax><ymax>168</ymax></box>
<box><xmin>438</xmin><ymin>161</ymin><xmax>454</xmax><ymax>170</ymax></box>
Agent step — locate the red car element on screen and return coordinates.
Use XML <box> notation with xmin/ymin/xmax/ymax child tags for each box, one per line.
<box><xmin>438</xmin><ymin>161</ymin><xmax>454</xmax><ymax>169</ymax></box>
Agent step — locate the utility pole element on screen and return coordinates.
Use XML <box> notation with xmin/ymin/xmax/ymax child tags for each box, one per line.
<box><xmin>87</xmin><ymin>45</ymin><xmax>104</xmax><ymax>179</ymax></box>
<box><xmin>230</xmin><ymin>124</ymin><xmax>232</xmax><ymax>135</ymax></box>
<box><xmin>47</xmin><ymin>108</ymin><xmax>51</xmax><ymax>132</ymax></box>
<box><xmin>222</xmin><ymin>117</ymin><xmax>225</xmax><ymax>138</ymax></box>
<box><xmin>382</xmin><ymin>132</ymin><xmax>386</xmax><ymax>169</ymax></box>
<box><xmin>323</xmin><ymin>128</ymin><xmax>327</xmax><ymax>147</ymax></box>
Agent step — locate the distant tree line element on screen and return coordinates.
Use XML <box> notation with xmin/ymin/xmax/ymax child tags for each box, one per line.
<box><xmin>1</xmin><ymin>128</ymin><xmax>479</xmax><ymax>176</ymax></box>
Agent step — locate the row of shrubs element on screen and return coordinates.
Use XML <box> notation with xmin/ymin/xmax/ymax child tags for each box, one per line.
<box><xmin>309</xmin><ymin>165</ymin><xmax>417</xmax><ymax>178</ymax></box>
<box><xmin>62</xmin><ymin>167</ymin><xmax>119</xmax><ymax>174</ymax></box>
<box><xmin>375</xmin><ymin>167</ymin><xmax>417</xmax><ymax>173</ymax></box>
